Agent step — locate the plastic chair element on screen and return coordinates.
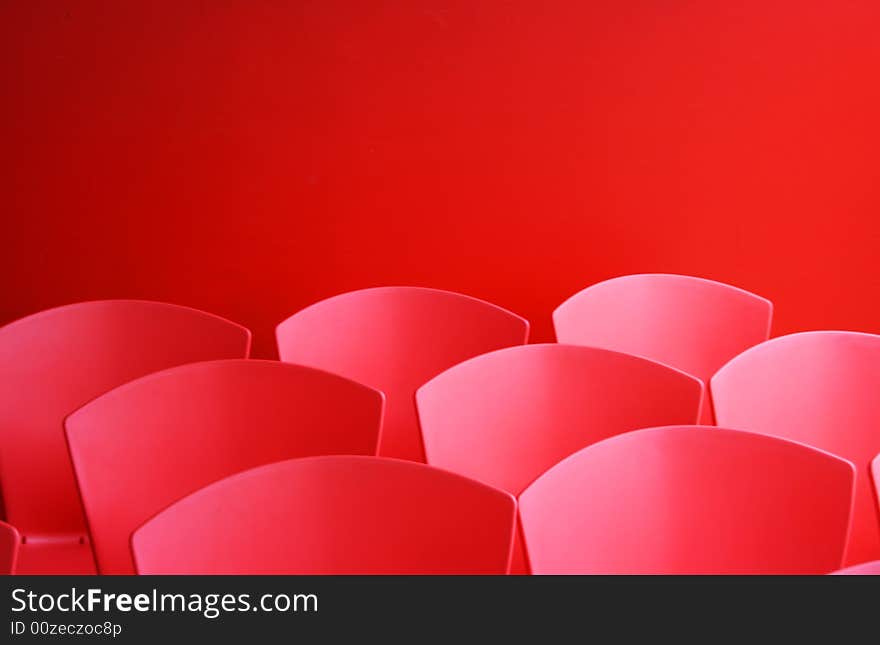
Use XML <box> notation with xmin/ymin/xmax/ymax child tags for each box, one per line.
<box><xmin>416</xmin><ymin>344</ymin><xmax>703</xmax><ymax>572</ymax></box>
<box><xmin>276</xmin><ymin>287</ymin><xmax>529</xmax><ymax>462</ymax></box>
<box><xmin>0</xmin><ymin>521</ymin><xmax>20</xmax><ymax>575</ymax></box>
<box><xmin>66</xmin><ymin>359</ymin><xmax>384</xmax><ymax>575</ymax></box>
<box><xmin>519</xmin><ymin>426</ymin><xmax>855</xmax><ymax>574</ymax></box>
<box><xmin>830</xmin><ymin>560</ymin><xmax>880</xmax><ymax>575</ymax></box>
<box><xmin>711</xmin><ymin>331</ymin><xmax>880</xmax><ymax>567</ymax></box>
<box><xmin>132</xmin><ymin>456</ymin><xmax>516</xmax><ymax>575</ymax></box>
<box><xmin>0</xmin><ymin>300</ymin><xmax>250</xmax><ymax>574</ymax></box>
<box><xmin>553</xmin><ymin>274</ymin><xmax>772</xmax><ymax>423</ymax></box>
<box><xmin>874</xmin><ymin>452</ymin><xmax>880</xmax><ymax>520</ymax></box>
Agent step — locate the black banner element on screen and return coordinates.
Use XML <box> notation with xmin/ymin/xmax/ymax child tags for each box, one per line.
<box><xmin>1</xmin><ymin>575</ymin><xmax>876</xmax><ymax>641</ymax></box>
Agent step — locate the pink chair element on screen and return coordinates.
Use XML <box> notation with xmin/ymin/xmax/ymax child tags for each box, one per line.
<box><xmin>830</xmin><ymin>560</ymin><xmax>880</xmax><ymax>575</ymax></box>
<box><xmin>0</xmin><ymin>521</ymin><xmax>20</xmax><ymax>575</ymax></box>
<box><xmin>553</xmin><ymin>274</ymin><xmax>772</xmax><ymax>423</ymax></box>
<box><xmin>0</xmin><ymin>300</ymin><xmax>250</xmax><ymax>574</ymax></box>
<box><xmin>874</xmin><ymin>452</ymin><xmax>880</xmax><ymax>517</ymax></box>
<box><xmin>416</xmin><ymin>344</ymin><xmax>704</xmax><ymax>573</ymax></box>
<box><xmin>519</xmin><ymin>426</ymin><xmax>854</xmax><ymax>574</ymax></box>
<box><xmin>711</xmin><ymin>331</ymin><xmax>880</xmax><ymax>567</ymax></box>
<box><xmin>66</xmin><ymin>359</ymin><xmax>384</xmax><ymax>575</ymax></box>
<box><xmin>276</xmin><ymin>287</ymin><xmax>529</xmax><ymax>462</ymax></box>
<box><xmin>132</xmin><ymin>456</ymin><xmax>516</xmax><ymax>575</ymax></box>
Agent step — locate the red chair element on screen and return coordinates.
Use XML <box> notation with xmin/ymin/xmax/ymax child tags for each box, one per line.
<box><xmin>276</xmin><ymin>287</ymin><xmax>529</xmax><ymax>462</ymax></box>
<box><xmin>711</xmin><ymin>331</ymin><xmax>880</xmax><ymax>567</ymax></box>
<box><xmin>416</xmin><ymin>344</ymin><xmax>703</xmax><ymax>573</ymax></box>
<box><xmin>66</xmin><ymin>359</ymin><xmax>383</xmax><ymax>575</ymax></box>
<box><xmin>553</xmin><ymin>274</ymin><xmax>772</xmax><ymax>423</ymax></box>
<box><xmin>519</xmin><ymin>426</ymin><xmax>855</xmax><ymax>574</ymax></box>
<box><xmin>132</xmin><ymin>456</ymin><xmax>516</xmax><ymax>575</ymax></box>
<box><xmin>0</xmin><ymin>300</ymin><xmax>250</xmax><ymax>574</ymax></box>
<box><xmin>0</xmin><ymin>521</ymin><xmax>20</xmax><ymax>575</ymax></box>
<box><xmin>831</xmin><ymin>561</ymin><xmax>880</xmax><ymax>575</ymax></box>
<box><xmin>874</xmin><ymin>452</ymin><xmax>880</xmax><ymax>519</ymax></box>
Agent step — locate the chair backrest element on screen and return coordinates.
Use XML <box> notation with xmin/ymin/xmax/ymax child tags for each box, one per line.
<box><xmin>132</xmin><ymin>456</ymin><xmax>516</xmax><ymax>574</ymax></box>
<box><xmin>711</xmin><ymin>331</ymin><xmax>880</xmax><ymax>566</ymax></box>
<box><xmin>0</xmin><ymin>300</ymin><xmax>250</xmax><ymax>538</ymax></box>
<box><xmin>276</xmin><ymin>287</ymin><xmax>529</xmax><ymax>462</ymax></box>
<box><xmin>0</xmin><ymin>521</ymin><xmax>20</xmax><ymax>575</ymax></box>
<box><xmin>66</xmin><ymin>359</ymin><xmax>383</xmax><ymax>574</ymax></box>
<box><xmin>417</xmin><ymin>344</ymin><xmax>703</xmax><ymax>496</ymax></box>
<box><xmin>873</xmin><ymin>453</ymin><xmax>879</xmax><ymax>518</ymax></box>
<box><xmin>519</xmin><ymin>426</ymin><xmax>855</xmax><ymax>574</ymax></box>
<box><xmin>553</xmin><ymin>274</ymin><xmax>772</xmax><ymax>421</ymax></box>
<box><xmin>830</xmin><ymin>560</ymin><xmax>880</xmax><ymax>575</ymax></box>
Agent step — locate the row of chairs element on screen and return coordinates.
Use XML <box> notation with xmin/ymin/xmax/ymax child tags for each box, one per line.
<box><xmin>127</xmin><ymin>428</ymin><xmax>859</xmax><ymax>575</ymax></box>
<box><xmin>0</xmin><ymin>275</ymin><xmax>877</xmax><ymax>574</ymax></box>
<box><xmin>2</xmin><ymin>424</ymin><xmax>877</xmax><ymax>575</ymax></box>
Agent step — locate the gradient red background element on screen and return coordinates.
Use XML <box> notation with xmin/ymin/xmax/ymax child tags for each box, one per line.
<box><xmin>3</xmin><ymin>1</ymin><xmax>879</xmax><ymax>358</ymax></box>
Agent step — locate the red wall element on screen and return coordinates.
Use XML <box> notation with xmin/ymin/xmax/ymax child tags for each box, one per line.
<box><xmin>3</xmin><ymin>1</ymin><xmax>880</xmax><ymax>358</ymax></box>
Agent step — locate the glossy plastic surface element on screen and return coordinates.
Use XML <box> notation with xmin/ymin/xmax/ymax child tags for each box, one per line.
<box><xmin>417</xmin><ymin>343</ymin><xmax>702</xmax><ymax>572</ymax></box>
<box><xmin>276</xmin><ymin>287</ymin><xmax>529</xmax><ymax>462</ymax></box>
<box><xmin>67</xmin><ymin>360</ymin><xmax>383</xmax><ymax>574</ymax></box>
<box><xmin>0</xmin><ymin>300</ymin><xmax>250</xmax><ymax>573</ymax></box>
<box><xmin>874</xmin><ymin>453</ymin><xmax>880</xmax><ymax>522</ymax></box>
<box><xmin>553</xmin><ymin>274</ymin><xmax>772</xmax><ymax>423</ymax></box>
<box><xmin>830</xmin><ymin>560</ymin><xmax>880</xmax><ymax>575</ymax></box>
<box><xmin>520</xmin><ymin>426</ymin><xmax>854</xmax><ymax>574</ymax></box>
<box><xmin>417</xmin><ymin>344</ymin><xmax>703</xmax><ymax>496</ymax></box>
<box><xmin>132</xmin><ymin>456</ymin><xmax>516</xmax><ymax>575</ymax></box>
<box><xmin>712</xmin><ymin>332</ymin><xmax>880</xmax><ymax>566</ymax></box>
<box><xmin>0</xmin><ymin>521</ymin><xmax>20</xmax><ymax>575</ymax></box>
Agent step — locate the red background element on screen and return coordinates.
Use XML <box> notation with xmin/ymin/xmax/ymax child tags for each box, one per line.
<box><xmin>3</xmin><ymin>1</ymin><xmax>880</xmax><ymax>358</ymax></box>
